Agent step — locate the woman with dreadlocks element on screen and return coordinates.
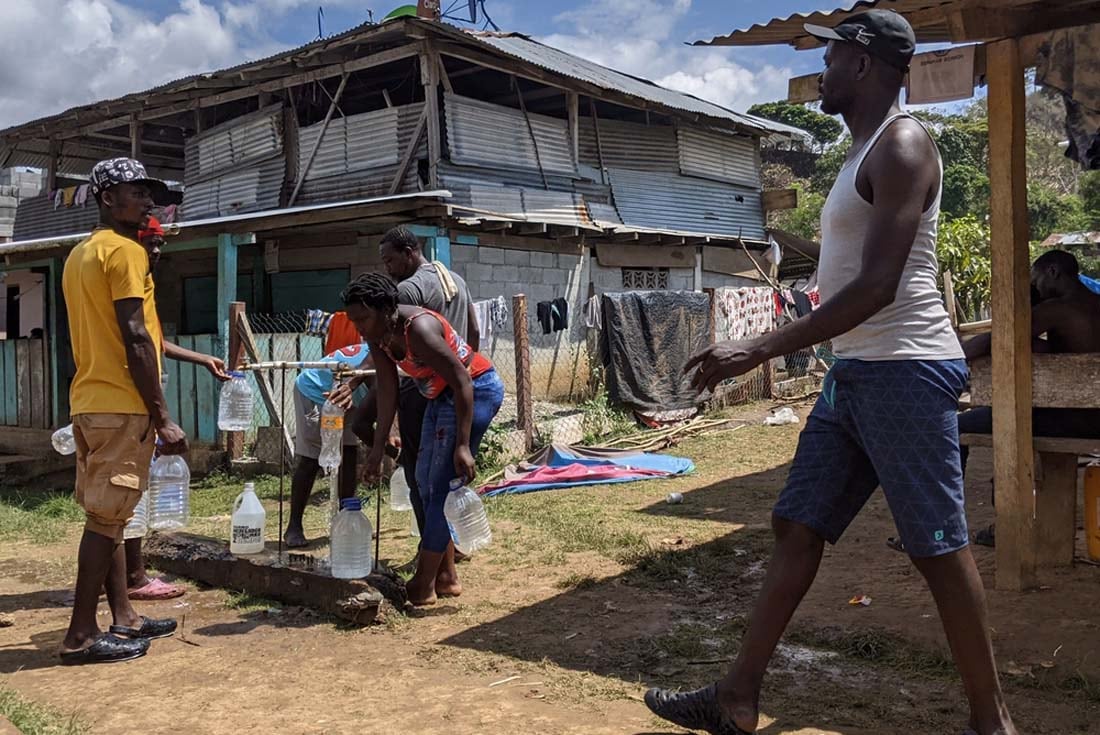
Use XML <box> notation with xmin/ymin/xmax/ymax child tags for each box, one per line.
<box><xmin>342</xmin><ymin>272</ymin><xmax>504</xmax><ymax>606</ymax></box>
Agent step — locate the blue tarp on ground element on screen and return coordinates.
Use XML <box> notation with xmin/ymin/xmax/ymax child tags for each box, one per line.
<box><xmin>479</xmin><ymin>446</ymin><xmax>694</xmax><ymax>497</ymax></box>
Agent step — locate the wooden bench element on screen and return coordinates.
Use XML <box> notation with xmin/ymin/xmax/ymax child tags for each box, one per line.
<box><xmin>967</xmin><ymin>354</ymin><xmax>1100</xmax><ymax>572</ymax></box>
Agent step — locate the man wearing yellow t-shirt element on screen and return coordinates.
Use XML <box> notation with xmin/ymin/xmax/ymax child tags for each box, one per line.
<box><xmin>59</xmin><ymin>158</ymin><xmax>185</xmax><ymax>666</ymax></box>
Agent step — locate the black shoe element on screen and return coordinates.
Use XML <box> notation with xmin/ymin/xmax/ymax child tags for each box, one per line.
<box><xmin>59</xmin><ymin>633</ymin><xmax>149</xmax><ymax>666</ymax></box>
<box><xmin>109</xmin><ymin>616</ymin><xmax>177</xmax><ymax>640</ymax></box>
<box><xmin>974</xmin><ymin>524</ymin><xmax>995</xmax><ymax>548</ymax></box>
<box><xmin>644</xmin><ymin>683</ymin><xmax>751</xmax><ymax>735</ymax></box>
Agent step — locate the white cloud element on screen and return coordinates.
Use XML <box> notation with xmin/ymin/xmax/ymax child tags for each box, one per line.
<box><xmin>539</xmin><ymin>0</ymin><xmax>791</xmax><ymax>114</ymax></box>
<box><xmin>0</xmin><ymin>0</ymin><xmax>299</xmax><ymax>130</ymax></box>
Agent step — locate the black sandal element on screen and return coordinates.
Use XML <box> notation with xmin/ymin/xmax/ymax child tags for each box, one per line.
<box><xmin>109</xmin><ymin>616</ymin><xmax>177</xmax><ymax>640</ymax></box>
<box><xmin>644</xmin><ymin>683</ymin><xmax>752</xmax><ymax>735</ymax></box>
<box><xmin>59</xmin><ymin>633</ymin><xmax>149</xmax><ymax>666</ymax></box>
<box><xmin>974</xmin><ymin>525</ymin><xmax>996</xmax><ymax>547</ymax></box>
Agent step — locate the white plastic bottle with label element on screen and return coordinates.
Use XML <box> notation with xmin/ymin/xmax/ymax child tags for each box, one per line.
<box><xmin>318</xmin><ymin>399</ymin><xmax>344</xmax><ymax>472</ymax></box>
<box><xmin>230</xmin><ymin>482</ymin><xmax>266</xmax><ymax>554</ymax></box>
<box><xmin>443</xmin><ymin>479</ymin><xmax>492</xmax><ymax>553</ymax></box>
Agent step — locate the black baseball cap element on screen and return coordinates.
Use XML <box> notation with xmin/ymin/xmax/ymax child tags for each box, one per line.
<box><xmin>805</xmin><ymin>10</ymin><xmax>916</xmax><ymax>71</ymax></box>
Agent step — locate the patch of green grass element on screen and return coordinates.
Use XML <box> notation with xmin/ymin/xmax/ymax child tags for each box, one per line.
<box><xmin>0</xmin><ymin>490</ymin><xmax>83</xmax><ymax>544</ymax></box>
<box><xmin>0</xmin><ymin>686</ymin><xmax>90</xmax><ymax>735</ymax></box>
<box><xmin>223</xmin><ymin>590</ymin><xmax>281</xmax><ymax>613</ymax></box>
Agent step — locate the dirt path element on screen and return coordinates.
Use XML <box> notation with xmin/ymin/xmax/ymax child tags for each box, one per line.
<box><xmin>1</xmin><ymin>413</ymin><xmax>1097</xmax><ymax>734</ymax></box>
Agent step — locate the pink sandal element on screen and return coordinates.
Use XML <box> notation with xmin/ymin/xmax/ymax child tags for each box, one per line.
<box><xmin>128</xmin><ymin>578</ymin><xmax>185</xmax><ymax>601</ymax></box>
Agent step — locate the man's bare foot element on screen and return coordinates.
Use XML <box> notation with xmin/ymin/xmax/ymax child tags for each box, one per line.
<box><xmin>435</xmin><ymin>568</ymin><xmax>462</xmax><ymax>598</ymax></box>
<box><xmin>284</xmin><ymin>527</ymin><xmax>308</xmax><ymax>548</ymax></box>
<box><xmin>405</xmin><ymin>577</ymin><xmax>437</xmax><ymax>606</ymax></box>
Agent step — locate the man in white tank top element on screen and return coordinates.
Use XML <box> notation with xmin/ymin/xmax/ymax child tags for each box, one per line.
<box><xmin>647</xmin><ymin>11</ymin><xmax>1017</xmax><ymax>735</ymax></box>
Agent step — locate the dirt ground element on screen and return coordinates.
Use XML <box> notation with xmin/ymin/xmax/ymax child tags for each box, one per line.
<box><xmin>1</xmin><ymin>403</ymin><xmax>1098</xmax><ymax>734</ymax></box>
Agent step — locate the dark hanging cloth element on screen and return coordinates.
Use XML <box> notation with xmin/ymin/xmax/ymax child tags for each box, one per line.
<box><xmin>1037</xmin><ymin>25</ymin><xmax>1100</xmax><ymax>169</ymax></box>
<box><xmin>792</xmin><ymin>290</ymin><xmax>814</xmax><ymax>318</ymax></box>
<box><xmin>536</xmin><ymin>301</ymin><xmax>553</xmax><ymax>334</ymax></box>
<box><xmin>551</xmin><ymin>297</ymin><xmax>569</xmax><ymax>332</ymax></box>
<box><xmin>600</xmin><ymin>291</ymin><xmax>711</xmax><ymax>413</ymax></box>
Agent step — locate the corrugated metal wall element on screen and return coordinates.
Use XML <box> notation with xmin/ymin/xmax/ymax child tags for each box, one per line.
<box><xmin>12</xmin><ymin>194</ymin><xmax>100</xmax><ymax>240</ymax></box>
<box><xmin>677</xmin><ymin>127</ymin><xmax>761</xmax><ymax>188</ymax></box>
<box><xmin>293</xmin><ymin>102</ymin><xmax>426</xmax><ymax>204</ymax></box>
<box><xmin>182</xmin><ymin>105</ymin><xmax>285</xmax><ymax>219</ymax></box>
<box><xmin>577</xmin><ymin>117</ymin><xmax>679</xmax><ymax>173</ymax></box>
<box><xmin>607</xmin><ymin>168</ymin><xmax>765</xmax><ymax>240</ymax></box>
<box><xmin>445</xmin><ymin>93</ymin><xmax>575</xmax><ymax>176</ymax></box>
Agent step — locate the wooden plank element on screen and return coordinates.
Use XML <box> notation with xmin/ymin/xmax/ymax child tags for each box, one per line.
<box><xmin>787</xmin><ymin>73</ymin><xmax>821</xmax><ymax>103</ymax></box>
<box><xmin>943</xmin><ymin>270</ymin><xmax>959</xmax><ymax>330</ymax></box>
<box><xmin>421</xmin><ymin>48</ymin><xmax>442</xmax><ymax>189</ymax></box>
<box><xmin>959</xmin><ymin>319</ymin><xmax>991</xmax><ymax>335</ymax></box>
<box><xmin>702</xmin><ymin>246</ymin><xmax>767</xmax><ymax>281</ymax></box>
<box><xmin>387</xmin><ymin>107</ymin><xmax>428</xmax><ymax>196</ymax></box>
<box><xmin>969</xmin><ymin>354</ymin><xmax>1100</xmax><ymax>409</ymax></box>
<box><xmin>194</xmin><ymin>335</ymin><xmax>218</xmax><ymax>445</ymax></box>
<box><xmin>178</xmin><ymin>336</ymin><xmax>198</xmax><ymax>440</ymax></box>
<box><xmin>762</xmin><ymin>189</ymin><xmax>798</xmax><ymax>212</ymax></box>
<box><xmin>28</xmin><ymin>339</ymin><xmax>45</xmax><ymax>430</ymax></box>
<box><xmin>513</xmin><ymin>294</ymin><xmax>534</xmax><ymax>452</ymax></box>
<box><xmin>567</xmin><ymin>92</ymin><xmax>579</xmax><ymax>167</ymax></box>
<box><xmin>2</xmin><ymin>342</ymin><xmax>16</xmax><ymax>427</ymax></box>
<box><xmin>0</xmin><ymin>344</ymin><xmax>6</xmax><ymax>428</ymax></box>
<box><xmin>16</xmin><ymin>341</ymin><xmax>31</xmax><ymax>428</ymax></box>
<box><xmin>1035</xmin><ymin>452</ymin><xmax>1078</xmax><ymax>569</ymax></box>
<box><xmin>961</xmin><ymin>433</ymin><xmax>1100</xmax><ymax>456</ymax></box>
<box><xmin>987</xmin><ymin>37</ymin><xmax>1036</xmax><ymax>592</ymax></box>
<box><xmin>596</xmin><ymin>243</ymin><xmax>695</xmax><ymax>269</ymax></box>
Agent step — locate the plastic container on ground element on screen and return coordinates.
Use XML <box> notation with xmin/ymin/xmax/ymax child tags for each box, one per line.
<box><xmin>217</xmin><ymin>371</ymin><xmax>254</xmax><ymax>432</ymax></box>
<box><xmin>330</xmin><ymin>497</ymin><xmax>373</xmax><ymax>578</ymax></box>
<box><xmin>318</xmin><ymin>399</ymin><xmax>344</xmax><ymax>472</ymax></box>
<box><xmin>148</xmin><ymin>455</ymin><xmax>191</xmax><ymax>531</ymax></box>
<box><xmin>390</xmin><ymin>470</ymin><xmax>413</xmax><ymax>512</ymax></box>
<box><xmin>443</xmin><ymin>480</ymin><xmax>492</xmax><ymax>553</ymax></box>
<box><xmin>230</xmin><ymin>482</ymin><xmax>266</xmax><ymax>554</ymax></box>
<box><xmin>123</xmin><ymin>493</ymin><xmax>148</xmax><ymax>540</ymax></box>
<box><xmin>51</xmin><ymin>424</ymin><xmax>75</xmax><ymax>455</ymax></box>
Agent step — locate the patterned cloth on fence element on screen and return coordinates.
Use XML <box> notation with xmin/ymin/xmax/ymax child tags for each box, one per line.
<box><xmin>303</xmin><ymin>309</ymin><xmax>360</xmax><ymax>354</ymax></box>
<box><xmin>488</xmin><ymin>295</ymin><xmax>508</xmax><ymax>328</ymax></box>
<box><xmin>714</xmin><ymin>287</ymin><xmax>775</xmax><ymax>341</ymax></box>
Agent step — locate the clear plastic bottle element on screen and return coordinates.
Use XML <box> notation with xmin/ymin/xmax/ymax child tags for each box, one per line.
<box><xmin>217</xmin><ymin>371</ymin><xmax>254</xmax><ymax>432</ymax></box>
<box><xmin>389</xmin><ymin>470</ymin><xmax>413</xmax><ymax>512</ymax></box>
<box><xmin>443</xmin><ymin>479</ymin><xmax>492</xmax><ymax>553</ymax></box>
<box><xmin>123</xmin><ymin>493</ymin><xmax>148</xmax><ymax>540</ymax></box>
<box><xmin>51</xmin><ymin>424</ymin><xmax>76</xmax><ymax>455</ymax></box>
<box><xmin>147</xmin><ymin>455</ymin><xmax>191</xmax><ymax>531</ymax></box>
<box><xmin>318</xmin><ymin>399</ymin><xmax>344</xmax><ymax>472</ymax></box>
<box><xmin>230</xmin><ymin>482</ymin><xmax>266</xmax><ymax>554</ymax></box>
<box><xmin>330</xmin><ymin>497</ymin><xmax>373</xmax><ymax>579</ymax></box>
<box><xmin>410</xmin><ymin>514</ymin><xmax>420</xmax><ymax>538</ymax></box>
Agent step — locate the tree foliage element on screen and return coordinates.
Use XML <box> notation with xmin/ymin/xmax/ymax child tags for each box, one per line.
<box><xmin>747</xmin><ymin>101</ymin><xmax>843</xmax><ymax>150</ymax></box>
<box><xmin>937</xmin><ymin>216</ymin><xmax>991</xmax><ymax>322</ymax></box>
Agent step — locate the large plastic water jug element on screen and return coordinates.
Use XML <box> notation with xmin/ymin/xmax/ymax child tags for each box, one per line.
<box><xmin>390</xmin><ymin>470</ymin><xmax>413</xmax><ymax>512</ymax></box>
<box><xmin>123</xmin><ymin>493</ymin><xmax>148</xmax><ymax>540</ymax></box>
<box><xmin>330</xmin><ymin>497</ymin><xmax>373</xmax><ymax>578</ymax></box>
<box><xmin>217</xmin><ymin>371</ymin><xmax>254</xmax><ymax>432</ymax></box>
<box><xmin>443</xmin><ymin>480</ymin><xmax>491</xmax><ymax>553</ymax></box>
<box><xmin>148</xmin><ymin>455</ymin><xmax>190</xmax><ymax>531</ymax></box>
<box><xmin>230</xmin><ymin>482</ymin><xmax>266</xmax><ymax>554</ymax></box>
<box><xmin>51</xmin><ymin>424</ymin><xmax>75</xmax><ymax>455</ymax></box>
<box><xmin>318</xmin><ymin>399</ymin><xmax>344</xmax><ymax>472</ymax></box>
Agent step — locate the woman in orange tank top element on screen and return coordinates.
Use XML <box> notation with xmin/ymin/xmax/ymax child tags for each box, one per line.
<box><xmin>343</xmin><ymin>273</ymin><xmax>503</xmax><ymax>606</ymax></box>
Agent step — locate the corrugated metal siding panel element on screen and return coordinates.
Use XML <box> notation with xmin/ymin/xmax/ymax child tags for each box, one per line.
<box><xmin>442</xmin><ymin>171</ymin><xmax>590</xmax><ymax>228</ymax></box>
<box><xmin>12</xmin><ymin>196</ymin><xmax>100</xmax><ymax>241</ymax></box>
<box><xmin>587</xmin><ymin>202</ymin><xmax>623</xmax><ymax>227</ymax></box>
<box><xmin>185</xmin><ymin>106</ymin><xmax>283</xmax><ymax>185</ymax></box>
<box><xmin>577</xmin><ymin>118</ymin><xmax>678</xmax><ymax>173</ymax></box>
<box><xmin>677</xmin><ymin>127</ymin><xmax>760</xmax><ymax>188</ymax></box>
<box><xmin>182</xmin><ymin>156</ymin><xmax>284</xmax><ymax>219</ymax></box>
<box><xmin>294</xmin><ymin>103</ymin><xmax>426</xmax><ymax>204</ymax></box>
<box><xmin>298</xmin><ymin>106</ymin><xmax>400</xmax><ymax>180</ymax></box>
<box><xmin>607</xmin><ymin>168</ymin><xmax>765</xmax><ymax>240</ymax></box>
<box><xmin>445</xmin><ymin>93</ymin><xmax>575</xmax><ymax>176</ymax></box>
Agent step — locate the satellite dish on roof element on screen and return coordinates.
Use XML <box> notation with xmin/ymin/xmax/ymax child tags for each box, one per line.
<box><xmin>382</xmin><ymin>5</ymin><xmax>418</xmax><ymax>21</ymax></box>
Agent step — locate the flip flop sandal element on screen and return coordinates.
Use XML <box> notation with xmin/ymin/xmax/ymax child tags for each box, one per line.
<box><xmin>128</xmin><ymin>578</ymin><xmax>185</xmax><ymax>601</ymax></box>
<box><xmin>59</xmin><ymin>633</ymin><xmax>149</xmax><ymax>666</ymax></box>
<box><xmin>644</xmin><ymin>683</ymin><xmax>752</xmax><ymax>735</ymax></box>
<box><xmin>109</xmin><ymin>616</ymin><xmax>178</xmax><ymax>640</ymax></box>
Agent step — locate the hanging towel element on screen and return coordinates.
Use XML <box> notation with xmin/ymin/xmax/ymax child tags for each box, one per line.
<box><xmin>74</xmin><ymin>184</ymin><xmax>90</xmax><ymax>207</ymax></box>
<box><xmin>551</xmin><ymin>297</ymin><xmax>569</xmax><ymax>332</ymax></box>
<box><xmin>1037</xmin><ymin>24</ymin><xmax>1100</xmax><ymax>169</ymax></box>
<box><xmin>473</xmin><ymin>300</ymin><xmax>492</xmax><ymax>340</ymax></box>
<box><xmin>53</xmin><ymin>189</ymin><xmax>63</xmax><ymax>209</ymax></box>
<box><xmin>161</xmin><ymin>203</ymin><xmax>178</xmax><ymax>223</ymax></box>
<box><xmin>585</xmin><ymin>294</ymin><xmax>602</xmax><ymax>330</ymax></box>
<box><xmin>305</xmin><ymin>309</ymin><xmax>334</xmax><ymax>337</ymax></box>
<box><xmin>61</xmin><ymin>186</ymin><xmax>77</xmax><ymax>207</ymax></box>
<box><xmin>432</xmin><ymin>261</ymin><xmax>458</xmax><ymax>303</ymax></box>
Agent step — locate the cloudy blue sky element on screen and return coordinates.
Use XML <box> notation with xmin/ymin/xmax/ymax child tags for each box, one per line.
<box><xmin>0</xmin><ymin>1</ymin><xmax>858</xmax><ymax>129</ymax></box>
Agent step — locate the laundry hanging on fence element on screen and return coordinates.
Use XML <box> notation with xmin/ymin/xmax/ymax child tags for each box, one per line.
<box><xmin>601</xmin><ymin>290</ymin><xmax>711</xmax><ymax>413</ymax></box>
<box><xmin>536</xmin><ymin>299</ymin><xmax>568</xmax><ymax>335</ymax></box>
<box><xmin>489</xmin><ymin>295</ymin><xmax>509</xmax><ymax>329</ymax></box>
<box><xmin>1038</xmin><ymin>24</ymin><xmax>1100</xmax><ymax>169</ymax></box>
<box><xmin>584</xmin><ymin>294</ymin><xmax>602</xmax><ymax>330</ymax></box>
<box><xmin>473</xmin><ymin>300</ymin><xmax>494</xmax><ymax>340</ymax></box>
<box><xmin>74</xmin><ymin>184</ymin><xmax>90</xmax><ymax>207</ymax></box>
<box><xmin>714</xmin><ymin>286</ymin><xmax>776</xmax><ymax>341</ymax></box>
<box><xmin>478</xmin><ymin>444</ymin><xmax>694</xmax><ymax>497</ymax></box>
